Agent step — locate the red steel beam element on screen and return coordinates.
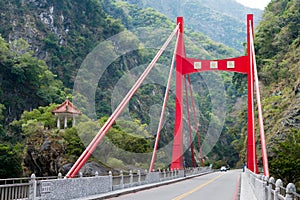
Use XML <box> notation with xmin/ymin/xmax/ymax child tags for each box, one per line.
<box><xmin>247</xmin><ymin>14</ymin><xmax>258</xmax><ymax>173</ymax></box>
<box><xmin>171</xmin><ymin>17</ymin><xmax>185</xmax><ymax>170</ymax></box>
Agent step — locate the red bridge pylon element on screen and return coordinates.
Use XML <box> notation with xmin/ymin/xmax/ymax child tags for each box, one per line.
<box><xmin>170</xmin><ymin>15</ymin><xmax>269</xmax><ymax>177</ymax></box>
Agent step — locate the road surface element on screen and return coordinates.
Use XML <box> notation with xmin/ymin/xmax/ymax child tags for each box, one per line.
<box><xmin>111</xmin><ymin>170</ymin><xmax>241</xmax><ymax>200</ymax></box>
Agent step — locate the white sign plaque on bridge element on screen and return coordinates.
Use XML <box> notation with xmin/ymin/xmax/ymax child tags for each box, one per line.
<box><xmin>41</xmin><ymin>181</ymin><xmax>54</xmax><ymax>193</ymax></box>
<box><xmin>227</xmin><ymin>61</ymin><xmax>235</xmax><ymax>69</ymax></box>
<box><xmin>194</xmin><ymin>62</ymin><xmax>202</xmax><ymax>69</ymax></box>
<box><xmin>210</xmin><ymin>61</ymin><xmax>218</xmax><ymax>69</ymax></box>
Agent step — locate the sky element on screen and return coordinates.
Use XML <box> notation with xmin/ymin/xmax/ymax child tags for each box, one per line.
<box><xmin>236</xmin><ymin>0</ymin><xmax>272</xmax><ymax>10</ymax></box>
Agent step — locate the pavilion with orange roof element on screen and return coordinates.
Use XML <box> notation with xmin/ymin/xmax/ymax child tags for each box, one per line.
<box><xmin>52</xmin><ymin>97</ymin><xmax>81</xmax><ymax>129</ymax></box>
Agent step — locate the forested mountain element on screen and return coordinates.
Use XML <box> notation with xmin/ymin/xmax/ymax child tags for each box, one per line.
<box><xmin>120</xmin><ymin>0</ymin><xmax>262</xmax><ymax>52</ymax></box>
<box><xmin>0</xmin><ymin>0</ymin><xmax>124</xmax><ymax>88</ymax></box>
<box><xmin>0</xmin><ymin>0</ymin><xmax>237</xmax><ymax>121</ymax></box>
<box><xmin>0</xmin><ymin>0</ymin><xmax>240</xmax><ymax>177</ymax></box>
<box><xmin>0</xmin><ymin>0</ymin><xmax>298</xmax><ymax>185</ymax></box>
<box><xmin>256</xmin><ymin>0</ymin><xmax>299</xmax><ymax>145</ymax></box>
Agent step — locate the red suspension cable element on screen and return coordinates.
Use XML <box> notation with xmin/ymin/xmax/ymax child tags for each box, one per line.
<box><xmin>148</xmin><ymin>27</ymin><xmax>180</xmax><ymax>172</ymax></box>
<box><xmin>66</xmin><ymin>25</ymin><xmax>180</xmax><ymax>178</ymax></box>
<box><xmin>249</xmin><ymin>22</ymin><xmax>269</xmax><ymax>177</ymax></box>
<box><xmin>188</xmin><ymin>75</ymin><xmax>204</xmax><ymax>166</ymax></box>
<box><xmin>184</xmin><ymin>75</ymin><xmax>196</xmax><ymax>167</ymax></box>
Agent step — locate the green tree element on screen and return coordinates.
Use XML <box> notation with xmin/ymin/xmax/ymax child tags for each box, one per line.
<box><xmin>11</xmin><ymin>104</ymin><xmax>59</xmax><ymax>131</ymax></box>
<box><xmin>10</xmin><ymin>38</ymin><xmax>31</xmax><ymax>55</ymax></box>
<box><xmin>269</xmin><ymin>129</ymin><xmax>300</xmax><ymax>184</ymax></box>
<box><xmin>62</xmin><ymin>127</ymin><xmax>85</xmax><ymax>161</ymax></box>
<box><xmin>0</xmin><ymin>104</ymin><xmax>5</xmax><ymax>138</ymax></box>
<box><xmin>0</xmin><ymin>36</ymin><xmax>66</xmax><ymax>122</ymax></box>
<box><xmin>0</xmin><ymin>143</ymin><xmax>22</xmax><ymax>178</ymax></box>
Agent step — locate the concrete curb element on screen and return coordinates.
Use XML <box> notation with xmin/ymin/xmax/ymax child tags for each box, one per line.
<box><xmin>74</xmin><ymin>171</ymin><xmax>213</xmax><ymax>200</ymax></box>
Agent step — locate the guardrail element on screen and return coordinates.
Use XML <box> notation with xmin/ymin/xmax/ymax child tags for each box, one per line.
<box><xmin>0</xmin><ymin>167</ymin><xmax>211</xmax><ymax>200</ymax></box>
<box><xmin>0</xmin><ymin>182</ymin><xmax>30</xmax><ymax>200</ymax></box>
<box><xmin>0</xmin><ymin>175</ymin><xmax>60</xmax><ymax>200</ymax></box>
<box><xmin>245</xmin><ymin>169</ymin><xmax>300</xmax><ymax>200</ymax></box>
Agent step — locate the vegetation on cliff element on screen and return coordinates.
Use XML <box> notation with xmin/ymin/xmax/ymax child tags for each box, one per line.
<box><xmin>0</xmin><ymin>0</ymin><xmax>298</xmax><ymax>183</ymax></box>
<box><xmin>254</xmin><ymin>0</ymin><xmax>300</xmax><ymax>186</ymax></box>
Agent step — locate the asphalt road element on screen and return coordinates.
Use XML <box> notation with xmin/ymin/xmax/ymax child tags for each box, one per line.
<box><xmin>110</xmin><ymin>170</ymin><xmax>241</xmax><ymax>200</ymax></box>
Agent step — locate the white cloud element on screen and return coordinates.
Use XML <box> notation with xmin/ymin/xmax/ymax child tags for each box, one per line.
<box><xmin>235</xmin><ymin>0</ymin><xmax>271</xmax><ymax>10</ymax></box>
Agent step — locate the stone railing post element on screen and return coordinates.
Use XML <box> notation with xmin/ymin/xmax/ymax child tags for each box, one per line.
<box><xmin>268</xmin><ymin>177</ymin><xmax>275</xmax><ymax>200</ymax></box>
<box><xmin>109</xmin><ymin>171</ymin><xmax>113</xmax><ymax>191</ymax></box>
<box><xmin>145</xmin><ymin>169</ymin><xmax>148</xmax><ymax>184</ymax></box>
<box><xmin>163</xmin><ymin>169</ymin><xmax>166</xmax><ymax>179</ymax></box>
<box><xmin>129</xmin><ymin>170</ymin><xmax>133</xmax><ymax>186</ymax></box>
<box><xmin>120</xmin><ymin>170</ymin><xmax>124</xmax><ymax>189</ymax></box>
<box><xmin>137</xmin><ymin>170</ymin><xmax>141</xmax><ymax>185</ymax></box>
<box><xmin>29</xmin><ymin>174</ymin><xmax>37</xmax><ymax>200</ymax></box>
<box><xmin>95</xmin><ymin>171</ymin><xmax>99</xmax><ymax>177</ymax></box>
<box><xmin>274</xmin><ymin>179</ymin><xmax>283</xmax><ymax>200</ymax></box>
<box><xmin>263</xmin><ymin>176</ymin><xmax>268</xmax><ymax>200</ymax></box>
<box><xmin>58</xmin><ymin>173</ymin><xmax>62</xmax><ymax>179</ymax></box>
<box><xmin>166</xmin><ymin>168</ymin><xmax>169</xmax><ymax>178</ymax></box>
<box><xmin>285</xmin><ymin>183</ymin><xmax>296</xmax><ymax>200</ymax></box>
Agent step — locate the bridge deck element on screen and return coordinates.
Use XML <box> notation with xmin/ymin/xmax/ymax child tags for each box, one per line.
<box><xmin>74</xmin><ymin>170</ymin><xmax>255</xmax><ymax>200</ymax></box>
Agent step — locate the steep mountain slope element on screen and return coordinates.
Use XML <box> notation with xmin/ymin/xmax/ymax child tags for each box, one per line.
<box><xmin>0</xmin><ymin>36</ymin><xmax>66</xmax><ymax>122</ymax></box>
<box><xmin>255</xmin><ymin>0</ymin><xmax>300</xmax><ymax>185</ymax></box>
<box><xmin>101</xmin><ymin>0</ymin><xmax>237</xmax><ymax>59</ymax></box>
<box><xmin>0</xmin><ymin>0</ymin><xmax>237</xmax><ymax>120</ymax></box>
<box><xmin>255</xmin><ymin>0</ymin><xmax>299</xmax><ymax>145</ymax></box>
<box><xmin>230</xmin><ymin>0</ymin><xmax>299</xmax><ymax>182</ymax></box>
<box><xmin>0</xmin><ymin>0</ymin><xmax>243</xmax><ymax>176</ymax></box>
<box><xmin>0</xmin><ymin>0</ymin><xmax>124</xmax><ymax>88</ymax></box>
<box><xmin>120</xmin><ymin>0</ymin><xmax>262</xmax><ymax>53</ymax></box>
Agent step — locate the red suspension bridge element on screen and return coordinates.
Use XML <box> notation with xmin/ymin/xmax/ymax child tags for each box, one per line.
<box><xmin>66</xmin><ymin>14</ymin><xmax>269</xmax><ymax>179</ymax></box>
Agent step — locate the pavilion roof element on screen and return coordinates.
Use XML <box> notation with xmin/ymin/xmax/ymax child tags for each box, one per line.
<box><xmin>52</xmin><ymin>97</ymin><xmax>81</xmax><ymax>115</ymax></box>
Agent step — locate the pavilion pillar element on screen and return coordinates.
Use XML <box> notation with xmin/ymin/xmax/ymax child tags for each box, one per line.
<box><xmin>72</xmin><ymin>115</ymin><xmax>76</xmax><ymax>127</ymax></box>
<box><xmin>64</xmin><ymin>116</ymin><xmax>68</xmax><ymax>129</ymax></box>
<box><xmin>57</xmin><ymin>116</ymin><xmax>60</xmax><ymax>129</ymax></box>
